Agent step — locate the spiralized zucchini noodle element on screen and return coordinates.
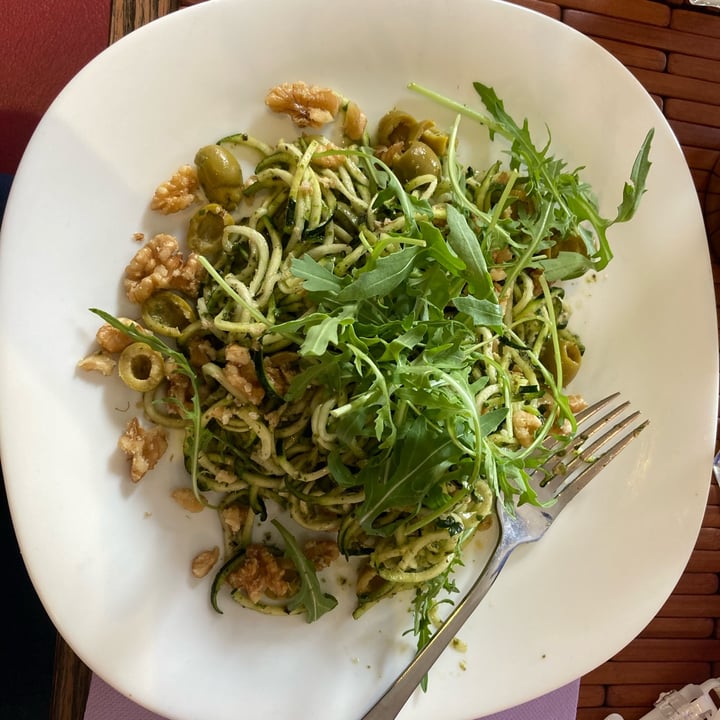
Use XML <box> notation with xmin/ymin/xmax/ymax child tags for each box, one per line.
<box><xmin>85</xmin><ymin>80</ymin><xmax>652</xmax><ymax>647</ymax></box>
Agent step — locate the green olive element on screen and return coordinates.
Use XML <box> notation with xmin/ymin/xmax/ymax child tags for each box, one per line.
<box><xmin>117</xmin><ymin>342</ymin><xmax>165</xmax><ymax>392</ymax></box>
<box><xmin>141</xmin><ymin>290</ymin><xmax>198</xmax><ymax>338</ymax></box>
<box><xmin>390</xmin><ymin>141</ymin><xmax>442</xmax><ymax>184</ymax></box>
<box><xmin>194</xmin><ymin>145</ymin><xmax>244</xmax><ymax>210</ymax></box>
<box><xmin>376</xmin><ymin>110</ymin><xmax>418</xmax><ymax>147</ymax></box>
<box><xmin>540</xmin><ymin>333</ymin><xmax>584</xmax><ymax>387</ymax></box>
<box><xmin>187</xmin><ymin>203</ymin><xmax>233</xmax><ymax>261</ymax></box>
<box><xmin>418</xmin><ymin>124</ymin><xmax>449</xmax><ymax>157</ymax></box>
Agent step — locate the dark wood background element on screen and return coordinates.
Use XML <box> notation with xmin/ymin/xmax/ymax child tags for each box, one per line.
<box><xmin>50</xmin><ymin>2</ymin><xmax>720</xmax><ymax>719</ymax></box>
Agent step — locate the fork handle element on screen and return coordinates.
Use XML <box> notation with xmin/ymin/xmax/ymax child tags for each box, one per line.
<box><xmin>360</xmin><ymin>532</ymin><xmax>514</xmax><ymax>720</ymax></box>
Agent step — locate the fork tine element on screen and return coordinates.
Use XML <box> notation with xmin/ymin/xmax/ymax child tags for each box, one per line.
<box><xmin>542</xmin><ymin>398</ymin><xmax>631</xmax><ymax>476</ymax></box>
<box><xmin>574</xmin><ymin>391</ymin><xmax>621</xmax><ymax>423</ymax></box>
<box><xmin>551</xmin><ymin>417</ymin><xmax>649</xmax><ymax>507</ymax></box>
<box><xmin>550</xmin><ymin>407</ymin><xmax>640</xmax><ymax>478</ymax></box>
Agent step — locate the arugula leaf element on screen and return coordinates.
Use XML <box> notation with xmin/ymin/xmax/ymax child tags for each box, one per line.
<box><xmin>419</xmin><ymin>221</ymin><xmax>465</xmax><ymax>273</ymax></box>
<box><xmin>535</xmin><ymin>251</ymin><xmax>594</xmax><ymax>282</ymax></box>
<box><xmin>290</xmin><ymin>254</ymin><xmax>346</xmax><ymax>294</ymax></box>
<box><xmin>301</xmin><ymin>309</ymin><xmax>356</xmax><ymax>356</ymax></box>
<box><xmin>355</xmin><ymin>416</ymin><xmax>461</xmax><ymax>535</ymax></box>
<box><xmin>615</xmin><ymin>128</ymin><xmax>654</xmax><ymax>223</ymax></box>
<box><xmin>337</xmin><ymin>246</ymin><xmax>421</xmax><ymax>302</ymax></box>
<box><xmin>272</xmin><ymin>520</ymin><xmax>338</xmax><ymax>622</ymax></box>
<box><xmin>445</xmin><ymin>205</ymin><xmax>498</xmax><ymax>303</ymax></box>
<box><xmin>451</xmin><ymin>295</ymin><xmax>504</xmax><ymax>330</ymax></box>
<box><xmin>409</xmin><ymin>81</ymin><xmax>654</xmax><ymax>275</ymax></box>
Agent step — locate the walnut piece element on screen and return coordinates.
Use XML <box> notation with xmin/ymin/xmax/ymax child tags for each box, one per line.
<box><xmin>118</xmin><ymin>417</ymin><xmax>168</xmax><ymax>482</ymax></box>
<box><xmin>171</xmin><ymin>487</ymin><xmax>205</xmax><ymax>513</ymax></box>
<box><xmin>265</xmin><ymin>81</ymin><xmax>342</xmax><ymax>129</ymax></box>
<box><xmin>124</xmin><ymin>233</ymin><xmax>203</xmax><ymax>304</ymax></box>
<box><xmin>512</xmin><ymin>410</ymin><xmax>542</xmax><ymax>448</ymax></box>
<box><xmin>192</xmin><ymin>547</ymin><xmax>220</xmax><ymax>578</ymax></box>
<box><xmin>223</xmin><ymin>344</ymin><xmax>265</xmax><ymax>405</ymax></box>
<box><xmin>151</xmin><ymin>164</ymin><xmax>198</xmax><ymax>214</ymax></box>
<box><xmin>95</xmin><ymin>320</ymin><xmax>142</xmax><ymax>354</ymax></box>
<box><xmin>309</xmin><ymin>137</ymin><xmax>345</xmax><ymax>170</ymax></box>
<box><xmin>343</xmin><ymin>101</ymin><xmax>367</xmax><ymax>141</ymax></box>
<box><xmin>303</xmin><ymin>539</ymin><xmax>339</xmax><ymax>570</ymax></box>
<box><xmin>77</xmin><ymin>352</ymin><xmax>116</xmax><ymax>376</ymax></box>
<box><xmin>567</xmin><ymin>394</ymin><xmax>588</xmax><ymax>413</ymax></box>
<box><xmin>221</xmin><ymin>503</ymin><xmax>250</xmax><ymax>534</ymax></box>
<box><xmin>226</xmin><ymin>545</ymin><xmax>295</xmax><ymax>603</ymax></box>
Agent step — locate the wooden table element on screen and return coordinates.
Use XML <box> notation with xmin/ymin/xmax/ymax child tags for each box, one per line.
<box><xmin>50</xmin><ymin>1</ymin><xmax>720</xmax><ymax>718</ymax></box>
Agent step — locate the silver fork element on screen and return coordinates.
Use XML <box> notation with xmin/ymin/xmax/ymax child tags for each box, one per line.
<box><xmin>360</xmin><ymin>391</ymin><xmax>648</xmax><ymax>720</ymax></box>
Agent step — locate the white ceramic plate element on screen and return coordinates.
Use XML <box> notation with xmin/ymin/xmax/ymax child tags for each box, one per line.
<box><xmin>1</xmin><ymin>1</ymin><xmax>717</xmax><ymax>718</ymax></box>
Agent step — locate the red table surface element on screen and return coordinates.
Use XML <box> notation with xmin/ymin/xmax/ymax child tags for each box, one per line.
<box><xmin>0</xmin><ymin>0</ymin><xmax>110</xmax><ymax>174</ymax></box>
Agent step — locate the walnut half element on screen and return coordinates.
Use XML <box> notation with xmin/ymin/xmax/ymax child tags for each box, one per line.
<box><xmin>265</xmin><ymin>81</ymin><xmax>342</xmax><ymax>129</ymax></box>
<box><xmin>118</xmin><ymin>417</ymin><xmax>168</xmax><ymax>482</ymax></box>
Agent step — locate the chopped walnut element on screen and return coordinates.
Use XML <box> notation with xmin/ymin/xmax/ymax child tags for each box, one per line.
<box><xmin>223</xmin><ymin>344</ymin><xmax>265</xmax><ymax>405</ymax></box>
<box><xmin>309</xmin><ymin>137</ymin><xmax>345</xmax><ymax>170</ymax></box>
<box><xmin>192</xmin><ymin>546</ymin><xmax>220</xmax><ymax>578</ymax></box>
<box><xmin>151</xmin><ymin>164</ymin><xmax>198</xmax><ymax>214</ymax></box>
<box><xmin>214</xmin><ymin>469</ymin><xmax>238</xmax><ymax>486</ymax></box>
<box><xmin>343</xmin><ymin>101</ymin><xmax>367</xmax><ymax>141</ymax></box>
<box><xmin>375</xmin><ymin>141</ymin><xmax>404</xmax><ymax>167</ymax></box>
<box><xmin>77</xmin><ymin>352</ymin><xmax>116</xmax><ymax>376</ymax></box>
<box><xmin>163</xmin><ymin>359</ymin><xmax>194</xmax><ymax>416</ymax></box>
<box><xmin>567</xmin><ymin>394</ymin><xmax>588</xmax><ymax>413</ymax></box>
<box><xmin>356</xmin><ymin>563</ymin><xmax>384</xmax><ymax>595</ymax></box>
<box><xmin>226</xmin><ymin>545</ymin><xmax>295</xmax><ymax>603</ymax></box>
<box><xmin>186</xmin><ymin>337</ymin><xmax>217</xmax><ymax>368</ymax></box>
<box><xmin>303</xmin><ymin>539</ymin><xmax>339</xmax><ymax>570</ymax></box>
<box><xmin>124</xmin><ymin>233</ymin><xmax>203</xmax><ymax>304</ymax></box>
<box><xmin>261</xmin><ymin>351</ymin><xmax>298</xmax><ymax>398</ymax></box>
<box><xmin>171</xmin><ymin>487</ymin><xmax>205</xmax><ymax>513</ymax></box>
<box><xmin>490</xmin><ymin>247</ymin><xmax>513</xmax><ymax>282</ymax></box>
<box><xmin>95</xmin><ymin>320</ymin><xmax>142</xmax><ymax>354</ymax></box>
<box><xmin>221</xmin><ymin>503</ymin><xmax>250</xmax><ymax>534</ymax></box>
<box><xmin>512</xmin><ymin>410</ymin><xmax>542</xmax><ymax>448</ymax></box>
<box><xmin>118</xmin><ymin>417</ymin><xmax>168</xmax><ymax>482</ymax></box>
<box><xmin>265</xmin><ymin>81</ymin><xmax>342</xmax><ymax>129</ymax></box>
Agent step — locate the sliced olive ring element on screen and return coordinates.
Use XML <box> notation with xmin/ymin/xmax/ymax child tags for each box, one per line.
<box><xmin>141</xmin><ymin>290</ymin><xmax>198</xmax><ymax>338</ymax></box>
<box><xmin>117</xmin><ymin>342</ymin><xmax>165</xmax><ymax>392</ymax></box>
<box><xmin>187</xmin><ymin>203</ymin><xmax>233</xmax><ymax>261</ymax></box>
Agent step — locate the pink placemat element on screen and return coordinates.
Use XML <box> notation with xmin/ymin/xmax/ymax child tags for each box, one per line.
<box><xmin>84</xmin><ymin>673</ymin><xmax>580</xmax><ymax>720</ymax></box>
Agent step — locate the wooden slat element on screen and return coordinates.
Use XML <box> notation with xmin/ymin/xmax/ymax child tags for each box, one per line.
<box><xmin>578</xmin><ymin>683</ymin><xmax>606</xmax><ymax>706</ymax></box>
<box><xmin>590</xmin><ymin>35</ymin><xmax>668</xmax><ymax>70</ymax></box>
<box><xmin>639</xmin><ymin>616</ymin><xmax>715</xmax><ymax>638</ymax></box>
<box><xmin>672</xmin><ymin>571</ymin><xmax>720</xmax><ymax>594</ymax></box>
<box><xmin>583</xmin><ymin>660</ymin><xmax>711</xmax><ymax>685</ymax></box>
<box><xmin>560</xmin><ymin>0</ymin><xmax>672</xmax><ymax>25</ymax></box>
<box><xmin>696</xmin><ymin>528</ymin><xmax>720</xmax><ymax>551</ymax></box>
<box><xmin>606</xmin><ymin>683</ymin><xmax>678</xmax><ymax>707</ymax></box>
<box><xmin>109</xmin><ymin>0</ymin><xmax>178</xmax><ymax>44</ymax></box>
<box><xmin>503</xmin><ymin>0</ymin><xmax>562</xmax><ymax>18</ymax></box>
<box><xmin>629</xmin><ymin>66</ymin><xmax>720</xmax><ymax>105</ymax></box>
<box><xmin>668</xmin><ymin>52</ymin><xmax>720</xmax><ymax>82</ymax></box>
<box><xmin>666</xmin><ymin>98</ymin><xmax>720</xmax><ymax>128</ymax></box>
<box><xmin>612</xmin><ymin>638</ymin><xmax>720</xmax><ymax>662</ymax></box>
<box><xmin>671</xmin><ymin>6</ymin><xmax>720</xmax><ymax>37</ymax></box>
<box><xmin>565</xmin><ymin>9</ymin><xmax>720</xmax><ymax>59</ymax></box>
<box><xmin>578</xmin><ymin>710</ymin><xmax>646</xmax><ymax>720</ymax></box>
<box><xmin>657</xmin><ymin>593</ymin><xmax>720</xmax><ymax>616</ymax></box>
<box><xmin>50</xmin><ymin>636</ymin><xmax>92</xmax><ymax>720</ymax></box>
